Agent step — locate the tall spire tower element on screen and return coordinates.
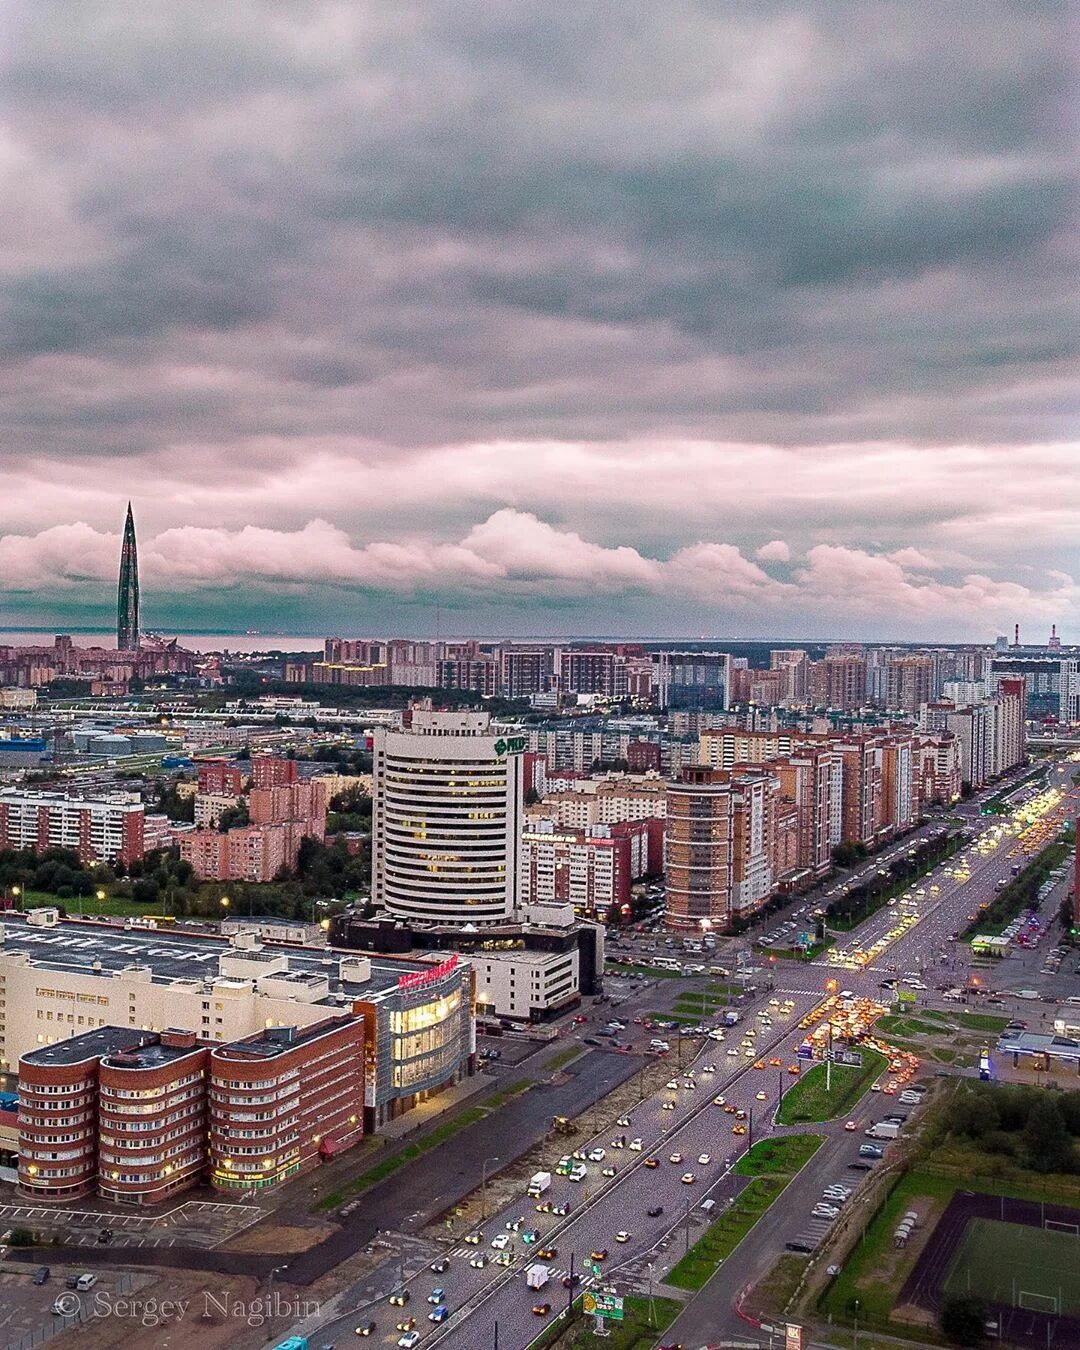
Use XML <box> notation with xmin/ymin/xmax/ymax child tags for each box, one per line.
<box><xmin>117</xmin><ymin>502</ymin><xmax>141</xmax><ymax>651</ymax></box>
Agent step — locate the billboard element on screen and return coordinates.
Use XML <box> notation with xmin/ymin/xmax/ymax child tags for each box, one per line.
<box><xmin>583</xmin><ymin>1291</ymin><xmax>624</xmax><ymax>1321</ymax></box>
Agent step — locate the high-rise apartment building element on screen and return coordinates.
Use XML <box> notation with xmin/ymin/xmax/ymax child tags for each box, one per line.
<box><xmin>372</xmin><ymin>711</ymin><xmax>524</xmax><ymax>924</ymax></box>
<box><xmin>824</xmin><ymin>654</ymin><xmax>867</xmax><ymax>710</ymax></box>
<box><xmin>664</xmin><ymin>767</ymin><xmax>733</xmax><ymax>932</ymax></box>
<box><xmin>885</xmin><ymin>655</ymin><xmax>933</xmax><ymax>711</ymax></box>
<box><xmin>0</xmin><ymin>790</ymin><xmax>144</xmax><ymax>864</ymax></box>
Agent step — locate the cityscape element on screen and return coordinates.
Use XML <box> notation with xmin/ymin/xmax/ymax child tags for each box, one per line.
<box><xmin>1</xmin><ymin>6</ymin><xmax>1077</xmax><ymax>1350</ymax></box>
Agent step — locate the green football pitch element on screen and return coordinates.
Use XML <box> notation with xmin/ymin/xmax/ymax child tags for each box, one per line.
<box><xmin>943</xmin><ymin>1218</ymin><xmax>1080</xmax><ymax>1315</ymax></box>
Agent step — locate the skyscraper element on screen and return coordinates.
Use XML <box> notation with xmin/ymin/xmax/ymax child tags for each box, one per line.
<box><xmin>371</xmin><ymin>710</ymin><xmax>524</xmax><ymax>924</ymax></box>
<box><xmin>116</xmin><ymin>502</ymin><xmax>140</xmax><ymax>651</ymax></box>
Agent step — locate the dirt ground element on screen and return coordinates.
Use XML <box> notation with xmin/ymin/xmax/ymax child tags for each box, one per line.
<box><xmin>223</xmin><ymin>1220</ymin><xmax>336</xmax><ymax>1254</ymax></box>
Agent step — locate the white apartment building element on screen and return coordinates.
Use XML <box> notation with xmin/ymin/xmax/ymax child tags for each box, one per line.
<box><xmin>371</xmin><ymin>711</ymin><xmax>525</xmax><ymax>925</ymax></box>
<box><xmin>473</xmin><ymin>946</ymin><xmax>579</xmax><ymax>1022</ymax></box>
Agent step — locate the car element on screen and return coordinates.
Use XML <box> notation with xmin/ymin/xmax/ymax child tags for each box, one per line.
<box><xmin>490</xmin><ymin>1234</ymin><xmax>510</xmax><ymax>1250</ymax></box>
<box><xmin>602</xmin><ymin>1164</ymin><xmax>617</xmax><ymax>1177</ymax></box>
<box><xmin>506</xmin><ymin>1215</ymin><xmax>525</xmax><ymax>1229</ymax></box>
<box><xmin>788</xmin><ymin>1063</ymin><xmax>801</xmax><ymax>1074</ymax></box>
<box><xmin>724</xmin><ymin>1103</ymin><xmax>736</xmax><ymax>1114</ymax></box>
<box><xmin>464</xmin><ymin>1231</ymin><xmax>482</xmax><ymax>1245</ymax></box>
<box><xmin>429</xmin><ymin>1307</ymin><xmax>449</xmax><ymax>1324</ymax></box>
<box><xmin>532</xmin><ymin>1304</ymin><xmax>552</xmax><ymax>1316</ymax></box>
<box><xmin>647</xmin><ymin>1204</ymin><xmax>664</xmax><ymax>1217</ymax></box>
<box><xmin>629</xmin><ymin>1137</ymin><xmax>643</xmax><ymax>1151</ymax></box>
<box><xmin>522</xmin><ymin>1230</ymin><xmax>541</xmax><ymax>1245</ymax></box>
<box><xmin>396</xmin><ymin>1318</ymin><xmax>416</xmax><ymax>1333</ymax></box>
<box><xmin>844</xmin><ymin>1120</ymin><xmax>857</xmax><ymax>1132</ymax></box>
<box><xmin>552</xmin><ymin>1202</ymin><xmax>570</xmax><ymax>1216</ymax></box>
<box><xmin>735</xmin><ymin>1109</ymin><xmax>747</xmax><ymax>1120</ymax></box>
<box><xmin>588</xmin><ymin>1148</ymin><xmax>606</xmax><ymax>1162</ymax></box>
<box><xmin>398</xmin><ymin>1334</ymin><xmax>420</xmax><ymax>1350</ymax></box>
<box><xmin>669</xmin><ymin>1152</ymin><xmax>684</xmax><ymax>1164</ymax></box>
<box><xmin>430</xmin><ymin>1256</ymin><xmax>449</xmax><ymax>1272</ymax></box>
<box><xmin>644</xmin><ymin>1157</ymin><xmax>660</xmax><ymax>1168</ymax></box>
<box><xmin>562</xmin><ymin>1273</ymin><xmax>581</xmax><ymax>1288</ymax></box>
<box><xmin>756</xmin><ymin>1090</ymin><xmax>767</xmax><ymax>1101</ymax></box>
<box><xmin>713</xmin><ymin>1095</ymin><xmax>726</xmax><ymax>1106</ymax></box>
<box><xmin>537</xmin><ymin>1247</ymin><xmax>557</xmax><ymax>1260</ymax></box>
<box><xmin>535</xmin><ymin>1201</ymin><xmax>553</xmax><ymax>1213</ymax></box>
<box><xmin>666</xmin><ymin>1079</ymin><xmax>680</xmax><ymax>1089</ymax></box>
<box><xmin>614</xmin><ymin>1230</ymin><xmax>632</xmax><ymax>1243</ymax></box>
<box><xmin>754</xmin><ymin>1059</ymin><xmax>767</xmax><ymax>1070</ymax></box>
<box><xmin>681</xmin><ymin>1172</ymin><xmax>696</xmax><ymax>1184</ymax></box>
<box><xmin>698</xmin><ymin>1153</ymin><xmax>711</xmax><ymax>1165</ymax></box>
<box><xmin>617</xmin><ymin>1116</ymin><xmax>632</xmax><ymax>1127</ymax></box>
<box><xmin>662</xmin><ymin>1100</ymin><xmax>676</xmax><ymax>1110</ymax></box>
<box><xmin>702</xmin><ymin>1064</ymin><xmax>717</xmax><ymax>1073</ymax></box>
<box><xmin>590</xmin><ymin>1249</ymin><xmax>609</xmax><ymax>1261</ymax></box>
<box><xmin>732</xmin><ymin>1124</ymin><xmax>747</xmax><ymax>1135</ymax></box>
<box><xmin>813</xmin><ymin>1205</ymin><xmax>840</xmax><ymax>1219</ymax></box>
<box><xmin>848</xmin><ymin>1160</ymin><xmax>873</xmax><ymax>1171</ymax></box>
<box><xmin>428</xmin><ymin>1288</ymin><xmax>445</xmax><ymax>1304</ymax></box>
<box><xmin>469</xmin><ymin>1253</ymin><xmax>486</xmax><ymax>1268</ymax></box>
<box><xmin>769</xmin><ymin>1057</ymin><xmax>783</xmax><ymax>1067</ymax></box>
<box><xmin>355</xmin><ymin>1323</ymin><xmax>377</xmax><ymax>1338</ymax></box>
<box><xmin>727</xmin><ymin>1048</ymin><xmax>740</xmax><ymax>1056</ymax></box>
<box><xmin>389</xmin><ymin>1291</ymin><xmax>410</xmax><ymax>1307</ymax></box>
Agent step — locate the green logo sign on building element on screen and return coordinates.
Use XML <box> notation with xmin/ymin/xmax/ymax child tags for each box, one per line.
<box><xmin>494</xmin><ymin>735</ymin><xmax>528</xmax><ymax>757</ymax></box>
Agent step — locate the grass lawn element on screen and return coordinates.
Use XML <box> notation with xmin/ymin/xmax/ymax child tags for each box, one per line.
<box><xmin>547</xmin><ymin>1045</ymin><xmax>584</xmax><ymax>1072</ymax></box>
<box><xmin>667</xmin><ymin>1134</ymin><xmax>823</xmax><ymax>1292</ymax></box>
<box><xmin>530</xmin><ymin>1295</ymin><xmax>682</xmax><ymax>1350</ymax></box>
<box><xmin>674</xmin><ymin>994</ymin><xmax>727</xmax><ymax>1016</ymax></box>
<box><xmin>777</xmin><ymin>1049</ymin><xmax>887</xmax><ymax>1125</ymax></box>
<box><xmin>746</xmin><ymin>1252</ymin><xmax>811</xmax><ymax>1321</ymax></box>
<box><xmin>316</xmin><ymin>1106</ymin><xmax>487</xmax><ymax>1210</ymax></box>
<box><xmin>956</xmin><ymin>1011</ymin><xmax>1010</xmax><ymax>1033</ymax></box>
<box><xmin>877</xmin><ymin>1015</ymin><xmax>947</xmax><ymax>1039</ymax></box>
<box><xmin>821</xmin><ymin>1169</ymin><xmax>958</xmax><ymax>1325</ymax></box>
<box><xmin>645</xmin><ymin>1010</ymin><xmax>702</xmax><ymax>1025</ymax></box>
<box><xmin>735</xmin><ymin>1133</ymin><xmax>824</xmax><ymax>1177</ymax></box>
<box><xmin>19</xmin><ymin>889</ymin><xmax>150</xmax><ymax>918</ymax></box>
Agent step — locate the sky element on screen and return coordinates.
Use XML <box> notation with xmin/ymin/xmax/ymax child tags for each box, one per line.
<box><xmin>1</xmin><ymin>1</ymin><xmax>1077</xmax><ymax>641</ymax></box>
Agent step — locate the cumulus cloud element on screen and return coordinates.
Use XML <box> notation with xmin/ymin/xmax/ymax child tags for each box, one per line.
<box><xmin>1</xmin><ymin>512</ymin><xmax>1076</xmax><ymax>641</ymax></box>
<box><xmin>756</xmin><ymin>539</ymin><xmax>791</xmax><ymax>563</ymax></box>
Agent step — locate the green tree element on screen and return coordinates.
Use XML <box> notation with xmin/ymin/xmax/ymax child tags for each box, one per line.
<box><xmin>1023</xmin><ymin>1095</ymin><xmax>1074</xmax><ymax>1172</ymax></box>
<box><xmin>939</xmin><ymin>1295</ymin><xmax>988</xmax><ymax>1346</ymax></box>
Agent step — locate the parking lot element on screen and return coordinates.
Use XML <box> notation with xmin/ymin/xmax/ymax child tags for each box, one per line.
<box><xmin>0</xmin><ymin>1198</ymin><xmax>267</xmax><ymax>1250</ymax></box>
<box><xmin>0</xmin><ymin>1264</ymin><xmax>151</xmax><ymax>1350</ymax></box>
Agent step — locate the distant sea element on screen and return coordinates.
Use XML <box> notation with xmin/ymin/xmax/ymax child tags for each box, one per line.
<box><xmin>0</xmin><ymin>630</ymin><xmax>321</xmax><ymax>655</ymax></box>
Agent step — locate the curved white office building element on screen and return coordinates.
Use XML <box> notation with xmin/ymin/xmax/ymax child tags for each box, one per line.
<box><xmin>372</xmin><ymin>711</ymin><xmax>524</xmax><ymax>925</ymax></box>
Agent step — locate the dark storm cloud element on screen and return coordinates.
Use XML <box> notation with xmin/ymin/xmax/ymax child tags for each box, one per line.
<box><xmin>0</xmin><ymin>0</ymin><xmax>1076</xmax><ymax>636</ymax></box>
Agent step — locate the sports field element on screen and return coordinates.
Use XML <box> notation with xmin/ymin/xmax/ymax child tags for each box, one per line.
<box><xmin>943</xmin><ymin>1218</ymin><xmax>1080</xmax><ymax>1315</ymax></box>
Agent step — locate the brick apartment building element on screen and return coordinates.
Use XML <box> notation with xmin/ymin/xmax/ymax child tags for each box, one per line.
<box><xmin>17</xmin><ymin>1015</ymin><xmax>366</xmax><ymax>1203</ymax></box>
<box><xmin>0</xmin><ymin>790</ymin><xmax>144</xmax><ymax>865</ymax></box>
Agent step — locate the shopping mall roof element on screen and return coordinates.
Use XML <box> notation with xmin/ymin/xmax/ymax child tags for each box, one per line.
<box><xmin>0</xmin><ymin>914</ymin><xmax>454</xmax><ymax>1005</ymax></box>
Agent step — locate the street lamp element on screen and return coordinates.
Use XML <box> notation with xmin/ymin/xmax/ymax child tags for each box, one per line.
<box><xmin>481</xmin><ymin>1155</ymin><xmax>500</xmax><ymax>1220</ymax></box>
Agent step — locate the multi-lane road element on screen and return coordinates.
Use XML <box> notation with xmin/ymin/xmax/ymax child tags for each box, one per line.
<box><xmin>297</xmin><ymin>758</ymin><xmax>1079</xmax><ymax>1350</ymax></box>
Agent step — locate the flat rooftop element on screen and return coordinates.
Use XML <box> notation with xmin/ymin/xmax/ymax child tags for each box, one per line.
<box><xmin>0</xmin><ymin>915</ymin><xmax>449</xmax><ymax>1005</ymax></box>
<box><xmin>997</xmin><ymin>1030</ymin><xmax>1080</xmax><ymax>1060</ymax></box>
<box><xmin>214</xmin><ymin>1017</ymin><xmax>356</xmax><ymax>1061</ymax></box>
<box><xmin>22</xmin><ymin>1026</ymin><xmax>154</xmax><ymax>1067</ymax></box>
